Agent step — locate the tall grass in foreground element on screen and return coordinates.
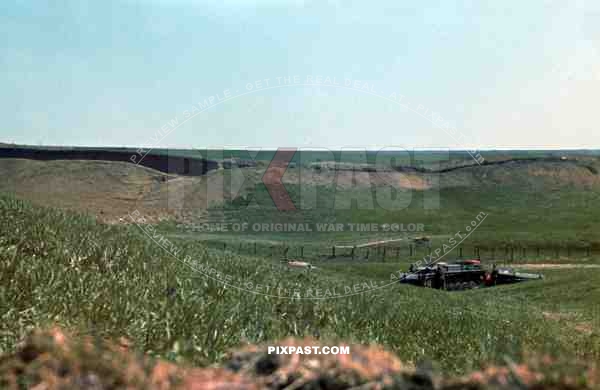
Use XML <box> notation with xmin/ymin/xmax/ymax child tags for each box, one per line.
<box><xmin>0</xmin><ymin>194</ymin><xmax>599</xmax><ymax>373</ymax></box>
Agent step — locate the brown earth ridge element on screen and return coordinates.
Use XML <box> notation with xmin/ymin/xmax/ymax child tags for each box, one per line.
<box><xmin>1</xmin><ymin>327</ymin><xmax>598</xmax><ymax>390</ymax></box>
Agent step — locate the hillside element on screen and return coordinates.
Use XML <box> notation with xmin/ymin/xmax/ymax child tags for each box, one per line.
<box><xmin>3</xmin><ymin>155</ymin><xmax>600</xmax><ymax>246</ymax></box>
<box><xmin>1</xmin><ymin>194</ymin><xmax>599</xmax><ymax>376</ymax></box>
<box><xmin>2</xmin><ymin>155</ymin><xmax>599</xmax><ymax>214</ymax></box>
<box><xmin>0</xmin><ymin>159</ymin><xmax>232</xmax><ymax>223</ymax></box>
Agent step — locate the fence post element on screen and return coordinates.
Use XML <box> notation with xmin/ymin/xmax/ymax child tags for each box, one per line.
<box><xmin>383</xmin><ymin>247</ymin><xmax>386</xmax><ymax>261</ymax></box>
<box><xmin>332</xmin><ymin>246</ymin><xmax>336</xmax><ymax>258</ymax></box>
<box><xmin>300</xmin><ymin>246</ymin><xmax>304</xmax><ymax>258</ymax></box>
<box><xmin>366</xmin><ymin>248</ymin><xmax>369</xmax><ymax>260</ymax></box>
<box><xmin>459</xmin><ymin>247</ymin><xmax>463</xmax><ymax>258</ymax></box>
<box><xmin>351</xmin><ymin>246</ymin><xmax>355</xmax><ymax>260</ymax></box>
<box><xmin>254</xmin><ymin>242</ymin><xmax>257</xmax><ymax>255</ymax></box>
<box><xmin>409</xmin><ymin>245</ymin><xmax>413</xmax><ymax>257</ymax></box>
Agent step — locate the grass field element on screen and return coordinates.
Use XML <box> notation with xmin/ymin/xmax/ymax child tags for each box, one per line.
<box><xmin>2</xmin><ymin>193</ymin><xmax>599</xmax><ymax>375</ymax></box>
<box><xmin>168</xmin><ymin>174</ymin><xmax>600</xmax><ymax>249</ymax></box>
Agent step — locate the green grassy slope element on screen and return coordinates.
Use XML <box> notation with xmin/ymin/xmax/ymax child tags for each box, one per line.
<box><xmin>1</xmin><ymin>194</ymin><xmax>598</xmax><ymax>374</ymax></box>
<box><xmin>175</xmin><ymin>176</ymin><xmax>600</xmax><ymax>247</ymax></box>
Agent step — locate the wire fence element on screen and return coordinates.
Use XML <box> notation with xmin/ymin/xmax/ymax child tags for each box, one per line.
<box><xmin>201</xmin><ymin>239</ymin><xmax>597</xmax><ymax>264</ymax></box>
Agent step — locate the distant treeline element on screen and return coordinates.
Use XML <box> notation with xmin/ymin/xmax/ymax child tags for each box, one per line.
<box><xmin>0</xmin><ymin>146</ymin><xmax>219</xmax><ymax>176</ymax></box>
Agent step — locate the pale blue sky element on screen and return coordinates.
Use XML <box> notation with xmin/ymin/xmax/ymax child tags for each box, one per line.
<box><xmin>1</xmin><ymin>0</ymin><xmax>599</xmax><ymax>149</ymax></box>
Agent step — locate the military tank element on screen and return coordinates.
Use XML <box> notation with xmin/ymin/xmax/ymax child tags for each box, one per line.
<box><xmin>399</xmin><ymin>259</ymin><xmax>543</xmax><ymax>291</ymax></box>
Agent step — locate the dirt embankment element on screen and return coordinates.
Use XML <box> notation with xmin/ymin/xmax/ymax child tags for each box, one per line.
<box><xmin>2</xmin><ymin>328</ymin><xmax>598</xmax><ymax>390</ymax></box>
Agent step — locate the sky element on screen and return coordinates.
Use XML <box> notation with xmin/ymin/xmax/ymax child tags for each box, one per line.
<box><xmin>1</xmin><ymin>0</ymin><xmax>599</xmax><ymax>149</ymax></box>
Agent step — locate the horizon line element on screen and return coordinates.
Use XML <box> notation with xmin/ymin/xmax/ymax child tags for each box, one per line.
<box><xmin>3</xmin><ymin>142</ymin><xmax>600</xmax><ymax>152</ymax></box>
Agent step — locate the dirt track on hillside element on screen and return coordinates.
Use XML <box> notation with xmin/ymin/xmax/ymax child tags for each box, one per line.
<box><xmin>513</xmin><ymin>263</ymin><xmax>600</xmax><ymax>269</ymax></box>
